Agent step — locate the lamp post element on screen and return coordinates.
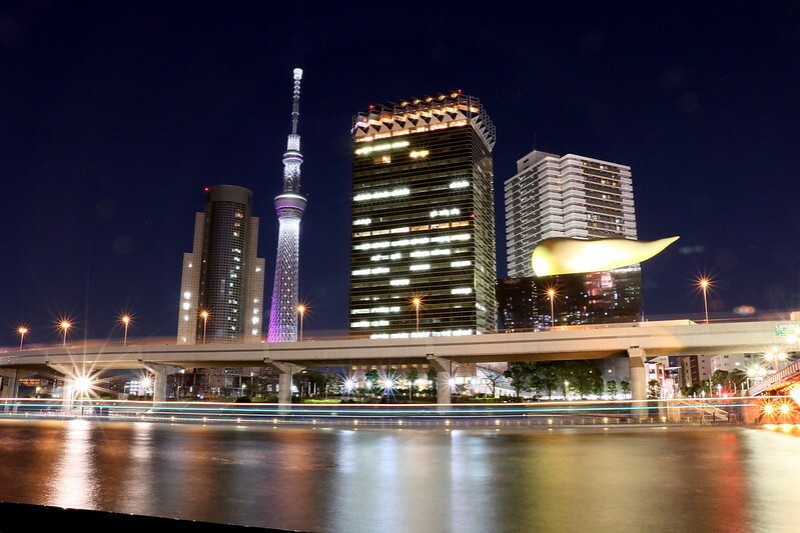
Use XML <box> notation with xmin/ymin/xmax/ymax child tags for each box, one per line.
<box><xmin>698</xmin><ymin>278</ymin><xmax>710</xmax><ymax>324</ymax></box>
<box><xmin>120</xmin><ymin>315</ymin><xmax>131</xmax><ymax>346</ymax></box>
<box><xmin>200</xmin><ymin>310</ymin><xmax>209</xmax><ymax>344</ymax></box>
<box><xmin>297</xmin><ymin>304</ymin><xmax>306</xmax><ymax>341</ymax></box>
<box><xmin>547</xmin><ymin>289</ymin><xmax>556</xmax><ymax>328</ymax></box>
<box><xmin>764</xmin><ymin>346</ymin><xmax>788</xmax><ymax>373</ymax></box>
<box><xmin>59</xmin><ymin>321</ymin><xmax>71</xmax><ymax>348</ymax></box>
<box><xmin>17</xmin><ymin>326</ymin><xmax>28</xmax><ymax>350</ymax></box>
<box><xmin>411</xmin><ymin>297</ymin><xmax>422</xmax><ymax>333</ymax></box>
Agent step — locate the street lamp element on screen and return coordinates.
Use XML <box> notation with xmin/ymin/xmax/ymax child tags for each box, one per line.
<box><xmin>697</xmin><ymin>278</ymin><xmax>711</xmax><ymax>324</ymax></box>
<box><xmin>120</xmin><ymin>314</ymin><xmax>132</xmax><ymax>346</ymax></box>
<box><xmin>547</xmin><ymin>288</ymin><xmax>557</xmax><ymax>328</ymax></box>
<box><xmin>59</xmin><ymin>321</ymin><xmax>71</xmax><ymax>347</ymax></box>
<box><xmin>411</xmin><ymin>297</ymin><xmax>422</xmax><ymax>333</ymax></box>
<box><xmin>17</xmin><ymin>326</ymin><xmax>28</xmax><ymax>350</ymax></box>
<box><xmin>200</xmin><ymin>310</ymin><xmax>210</xmax><ymax>344</ymax></box>
<box><xmin>297</xmin><ymin>304</ymin><xmax>306</xmax><ymax>341</ymax></box>
<box><xmin>764</xmin><ymin>346</ymin><xmax>788</xmax><ymax>372</ymax></box>
<box><xmin>745</xmin><ymin>363</ymin><xmax>768</xmax><ymax>389</ymax></box>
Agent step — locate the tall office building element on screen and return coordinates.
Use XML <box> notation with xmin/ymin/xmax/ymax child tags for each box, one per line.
<box><xmin>178</xmin><ymin>185</ymin><xmax>265</xmax><ymax>344</ymax></box>
<box><xmin>349</xmin><ymin>91</ymin><xmax>497</xmax><ymax>339</ymax></box>
<box><xmin>501</xmin><ymin>150</ymin><xmax>640</xmax><ymax>329</ymax></box>
<box><xmin>268</xmin><ymin>68</ymin><xmax>307</xmax><ymax>343</ymax></box>
<box><xmin>505</xmin><ymin>150</ymin><xmax>636</xmax><ymax>278</ymax></box>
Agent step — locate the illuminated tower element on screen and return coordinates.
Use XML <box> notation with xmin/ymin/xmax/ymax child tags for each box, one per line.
<box><xmin>268</xmin><ymin>68</ymin><xmax>307</xmax><ymax>342</ymax></box>
<box><xmin>349</xmin><ymin>92</ymin><xmax>497</xmax><ymax>338</ymax></box>
<box><xmin>177</xmin><ymin>185</ymin><xmax>265</xmax><ymax>344</ymax></box>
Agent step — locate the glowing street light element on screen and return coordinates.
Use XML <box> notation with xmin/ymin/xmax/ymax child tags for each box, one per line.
<box><xmin>547</xmin><ymin>288</ymin><xmax>557</xmax><ymax>328</ymax></box>
<box><xmin>120</xmin><ymin>314</ymin><xmax>132</xmax><ymax>346</ymax></box>
<box><xmin>764</xmin><ymin>346</ymin><xmax>789</xmax><ymax>372</ymax></box>
<box><xmin>200</xmin><ymin>310</ymin><xmax>210</xmax><ymax>344</ymax></box>
<box><xmin>140</xmin><ymin>374</ymin><xmax>152</xmax><ymax>393</ymax></box>
<box><xmin>17</xmin><ymin>326</ymin><xmax>28</xmax><ymax>350</ymax></box>
<box><xmin>697</xmin><ymin>278</ymin><xmax>711</xmax><ymax>324</ymax></box>
<box><xmin>59</xmin><ymin>321</ymin><xmax>71</xmax><ymax>347</ymax></box>
<box><xmin>72</xmin><ymin>373</ymin><xmax>95</xmax><ymax>399</ymax></box>
<box><xmin>563</xmin><ymin>380</ymin><xmax>570</xmax><ymax>399</ymax></box>
<box><xmin>342</xmin><ymin>378</ymin><xmax>357</xmax><ymax>394</ymax></box>
<box><xmin>411</xmin><ymin>297</ymin><xmax>422</xmax><ymax>332</ymax></box>
<box><xmin>297</xmin><ymin>304</ymin><xmax>306</xmax><ymax>341</ymax></box>
<box><xmin>745</xmin><ymin>363</ymin><xmax>768</xmax><ymax>388</ymax></box>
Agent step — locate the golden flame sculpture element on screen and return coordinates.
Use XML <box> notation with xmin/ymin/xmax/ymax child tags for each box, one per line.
<box><xmin>531</xmin><ymin>236</ymin><xmax>679</xmax><ymax>277</ymax></box>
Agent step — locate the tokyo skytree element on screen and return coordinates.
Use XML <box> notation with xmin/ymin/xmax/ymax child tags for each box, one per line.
<box><xmin>268</xmin><ymin>68</ymin><xmax>307</xmax><ymax>342</ymax></box>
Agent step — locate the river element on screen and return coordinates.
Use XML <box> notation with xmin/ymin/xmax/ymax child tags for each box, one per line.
<box><xmin>0</xmin><ymin>419</ymin><xmax>798</xmax><ymax>532</ymax></box>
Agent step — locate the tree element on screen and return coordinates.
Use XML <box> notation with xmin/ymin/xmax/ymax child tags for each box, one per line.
<box><xmin>323</xmin><ymin>373</ymin><xmax>339</xmax><ymax>398</ymax></box>
<box><xmin>426</xmin><ymin>369</ymin><xmax>437</xmax><ymax>398</ymax></box>
<box><xmin>620</xmin><ymin>381</ymin><xmax>631</xmax><ymax>396</ymax></box>
<box><xmin>405</xmin><ymin>367</ymin><xmax>419</xmax><ymax>400</ymax></box>
<box><xmin>478</xmin><ymin>366</ymin><xmax>504</xmax><ymax>398</ymax></box>
<box><xmin>710</xmin><ymin>370</ymin><xmax>729</xmax><ymax>388</ymax></box>
<box><xmin>606</xmin><ymin>380</ymin><xmax>618</xmax><ymax>398</ymax></box>
<box><xmin>570</xmin><ymin>361</ymin><xmax>604</xmax><ymax>398</ymax></box>
<box><xmin>729</xmin><ymin>368</ymin><xmax>747</xmax><ymax>391</ymax></box>
<box><xmin>364</xmin><ymin>369</ymin><xmax>379</xmax><ymax>395</ymax></box>
<box><xmin>504</xmin><ymin>362</ymin><xmax>534</xmax><ymax>398</ymax></box>
<box><xmin>647</xmin><ymin>379</ymin><xmax>661</xmax><ymax>399</ymax></box>
<box><xmin>532</xmin><ymin>362</ymin><xmax>561</xmax><ymax>399</ymax></box>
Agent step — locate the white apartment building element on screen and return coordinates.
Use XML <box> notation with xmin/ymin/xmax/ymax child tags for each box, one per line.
<box><xmin>505</xmin><ymin>150</ymin><xmax>637</xmax><ymax>277</ymax></box>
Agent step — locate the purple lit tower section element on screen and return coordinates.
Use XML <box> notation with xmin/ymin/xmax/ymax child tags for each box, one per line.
<box><xmin>268</xmin><ymin>68</ymin><xmax>307</xmax><ymax>342</ymax></box>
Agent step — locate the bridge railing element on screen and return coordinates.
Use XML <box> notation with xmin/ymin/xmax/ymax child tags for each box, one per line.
<box><xmin>748</xmin><ymin>360</ymin><xmax>800</xmax><ymax>396</ymax></box>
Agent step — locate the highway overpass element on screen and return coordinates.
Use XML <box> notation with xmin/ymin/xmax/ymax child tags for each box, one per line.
<box><xmin>2</xmin><ymin>318</ymin><xmax>797</xmax><ymax>403</ymax></box>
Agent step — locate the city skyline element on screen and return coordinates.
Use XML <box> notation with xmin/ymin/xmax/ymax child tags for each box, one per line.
<box><xmin>1</xmin><ymin>3</ymin><xmax>799</xmax><ymax>346</ymax></box>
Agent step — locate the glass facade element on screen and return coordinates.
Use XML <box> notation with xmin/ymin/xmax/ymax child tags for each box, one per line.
<box><xmin>349</xmin><ymin>93</ymin><xmax>497</xmax><ymax>338</ymax></box>
<box><xmin>497</xmin><ymin>265</ymin><xmax>642</xmax><ymax>331</ymax></box>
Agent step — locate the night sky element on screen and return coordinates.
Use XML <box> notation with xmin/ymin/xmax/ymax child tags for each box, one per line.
<box><xmin>2</xmin><ymin>1</ymin><xmax>799</xmax><ymax>348</ymax></box>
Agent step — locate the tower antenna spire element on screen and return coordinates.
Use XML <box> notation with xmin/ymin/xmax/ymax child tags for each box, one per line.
<box><xmin>290</xmin><ymin>68</ymin><xmax>302</xmax><ymax>136</ymax></box>
<box><xmin>268</xmin><ymin>68</ymin><xmax>308</xmax><ymax>342</ymax></box>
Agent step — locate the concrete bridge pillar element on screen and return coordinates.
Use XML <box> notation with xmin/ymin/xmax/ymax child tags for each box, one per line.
<box><xmin>427</xmin><ymin>355</ymin><xmax>454</xmax><ymax>405</ymax></box>
<box><xmin>265</xmin><ymin>360</ymin><xmax>295</xmax><ymax>406</ymax></box>
<box><xmin>46</xmin><ymin>363</ymin><xmax>75</xmax><ymax>410</ymax></box>
<box><xmin>142</xmin><ymin>364</ymin><xmax>180</xmax><ymax>404</ymax></box>
<box><xmin>1</xmin><ymin>369</ymin><xmax>20</xmax><ymax>413</ymax></box>
<box><xmin>628</xmin><ymin>348</ymin><xmax>647</xmax><ymax>402</ymax></box>
<box><xmin>1</xmin><ymin>369</ymin><xmax>19</xmax><ymax>399</ymax></box>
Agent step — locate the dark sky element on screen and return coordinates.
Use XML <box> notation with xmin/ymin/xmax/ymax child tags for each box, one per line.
<box><xmin>2</xmin><ymin>1</ymin><xmax>799</xmax><ymax>348</ymax></box>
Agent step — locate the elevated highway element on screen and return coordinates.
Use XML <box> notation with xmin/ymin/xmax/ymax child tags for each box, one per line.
<box><xmin>1</xmin><ymin>318</ymin><xmax>796</xmax><ymax>404</ymax></box>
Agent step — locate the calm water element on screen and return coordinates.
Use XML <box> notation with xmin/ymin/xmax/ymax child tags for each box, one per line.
<box><xmin>0</xmin><ymin>419</ymin><xmax>799</xmax><ymax>532</ymax></box>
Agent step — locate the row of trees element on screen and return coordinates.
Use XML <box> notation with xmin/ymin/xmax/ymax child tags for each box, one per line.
<box><xmin>680</xmin><ymin>368</ymin><xmax>748</xmax><ymax>397</ymax></box>
<box><xmin>502</xmin><ymin>361</ymin><xmax>631</xmax><ymax>399</ymax></box>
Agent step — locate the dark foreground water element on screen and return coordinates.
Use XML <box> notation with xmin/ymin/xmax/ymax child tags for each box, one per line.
<box><xmin>1</xmin><ymin>420</ymin><xmax>799</xmax><ymax>532</ymax></box>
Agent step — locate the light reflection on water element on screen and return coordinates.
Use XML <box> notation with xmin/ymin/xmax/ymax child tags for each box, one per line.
<box><xmin>1</xmin><ymin>420</ymin><xmax>800</xmax><ymax>532</ymax></box>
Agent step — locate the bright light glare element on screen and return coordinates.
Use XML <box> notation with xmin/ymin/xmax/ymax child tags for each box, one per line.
<box><xmin>73</xmin><ymin>376</ymin><xmax>93</xmax><ymax>394</ymax></box>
